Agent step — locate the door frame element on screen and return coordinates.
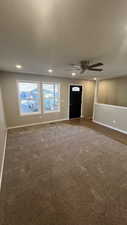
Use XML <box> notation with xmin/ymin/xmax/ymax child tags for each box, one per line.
<box><xmin>68</xmin><ymin>84</ymin><xmax>84</xmax><ymax>120</ymax></box>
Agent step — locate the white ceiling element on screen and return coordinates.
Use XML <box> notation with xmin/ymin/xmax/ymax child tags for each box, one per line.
<box><xmin>1</xmin><ymin>0</ymin><xmax>127</xmax><ymax>79</ymax></box>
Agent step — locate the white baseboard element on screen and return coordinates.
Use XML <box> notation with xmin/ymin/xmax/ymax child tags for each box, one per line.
<box><xmin>8</xmin><ymin>118</ymin><xmax>69</xmax><ymax>130</ymax></box>
<box><xmin>0</xmin><ymin>129</ymin><xmax>7</xmax><ymax>191</ymax></box>
<box><xmin>93</xmin><ymin>120</ymin><xmax>127</xmax><ymax>135</ymax></box>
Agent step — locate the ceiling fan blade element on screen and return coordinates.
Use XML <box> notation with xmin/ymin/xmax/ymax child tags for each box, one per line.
<box><xmin>89</xmin><ymin>62</ymin><xmax>103</xmax><ymax>68</ymax></box>
<box><xmin>69</xmin><ymin>63</ymin><xmax>80</xmax><ymax>67</ymax></box>
<box><xmin>69</xmin><ymin>63</ymin><xmax>75</xmax><ymax>66</ymax></box>
<box><xmin>64</xmin><ymin>69</ymin><xmax>74</xmax><ymax>71</ymax></box>
<box><xmin>89</xmin><ymin>68</ymin><xmax>103</xmax><ymax>72</ymax></box>
<box><xmin>65</xmin><ymin>69</ymin><xmax>80</xmax><ymax>71</ymax></box>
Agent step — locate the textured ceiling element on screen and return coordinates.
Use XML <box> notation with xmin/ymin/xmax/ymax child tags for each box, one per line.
<box><xmin>1</xmin><ymin>0</ymin><xmax>127</xmax><ymax>79</ymax></box>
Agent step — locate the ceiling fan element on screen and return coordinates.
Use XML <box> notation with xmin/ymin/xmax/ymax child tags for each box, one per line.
<box><xmin>69</xmin><ymin>60</ymin><xmax>103</xmax><ymax>74</ymax></box>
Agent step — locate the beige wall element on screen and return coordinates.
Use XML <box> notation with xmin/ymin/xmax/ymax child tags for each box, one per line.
<box><xmin>0</xmin><ymin>72</ymin><xmax>95</xmax><ymax>128</ymax></box>
<box><xmin>98</xmin><ymin>76</ymin><xmax>127</xmax><ymax>107</ymax></box>
<box><xmin>0</xmin><ymin>81</ymin><xmax>6</xmax><ymax>185</ymax></box>
<box><xmin>94</xmin><ymin>76</ymin><xmax>127</xmax><ymax>134</ymax></box>
<box><xmin>84</xmin><ymin>81</ymin><xmax>95</xmax><ymax>119</ymax></box>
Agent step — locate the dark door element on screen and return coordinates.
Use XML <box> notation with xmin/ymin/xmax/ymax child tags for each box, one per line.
<box><xmin>69</xmin><ymin>85</ymin><xmax>82</xmax><ymax>119</ymax></box>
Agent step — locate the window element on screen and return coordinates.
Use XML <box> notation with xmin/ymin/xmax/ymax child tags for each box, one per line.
<box><xmin>43</xmin><ymin>83</ymin><xmax>60</xmax><ymax>113</ymax></box>
<box><xmin>18</xmin><ymin>82</ymin><xmax>41</xmax><ymax>115</ymax></box>
<box><xmin>72</xmin><ymin>87</ymin><xmax>80</xmax><ymax>92</ymax></box>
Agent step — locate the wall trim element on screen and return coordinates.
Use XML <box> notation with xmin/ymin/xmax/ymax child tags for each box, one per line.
<box><xmin>93</xmin><ymin>119</ymin><xmax>127</xmax><ymax>135</ymax></box>
<box><xmin>0</xmin><ymin>129</ymin><xmax>8</xmax><ymax>191</ymax></box>
<box><xmin>94</xmin><ymin>103</ymin><xmax>127</xmax><ymax>110</ymax></box>
<box><xmin>8</xmin><ymin>118</ymin><xmax>69</xmax><ymax>130</ymax></box>
<box><xmin>93</xmin><ymin>80</ymin><xmax>99</xmax><ymax>121</ymax></box>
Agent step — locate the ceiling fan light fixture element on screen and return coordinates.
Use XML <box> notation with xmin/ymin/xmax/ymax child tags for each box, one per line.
<box><xmin>69</xmin><ymin>60</ymin><xmax>103</xmax><ymax>75</ymax></box>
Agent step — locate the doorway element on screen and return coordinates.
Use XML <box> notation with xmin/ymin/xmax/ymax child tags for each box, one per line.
<box><xmin>69</xmin><ymin>85</ymin><xmax>82</xmax><ymax>119</ymax></box>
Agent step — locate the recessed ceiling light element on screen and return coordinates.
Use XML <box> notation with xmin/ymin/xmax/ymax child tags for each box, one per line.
<box><xmin>16</xmin><ymin>65</ymin><xmax>22</xmax><ymax>69</ymax></box>
<box><xmin>48</xmin><ymin>69</ymin><xmax>53</xmax><ymax>73</ymax></box>
<box><xmin>93</xmin><ymin>77</ymin><xmax>97</xmax><ymax>80</ymax></box>
<box><xmin>72</xmin><ymin>72</ymin><xmax>76</xmax><ymax>76</ymax></box>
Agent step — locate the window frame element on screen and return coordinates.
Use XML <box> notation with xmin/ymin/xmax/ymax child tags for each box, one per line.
<box><xmin>42</xmin><ymin>82</ymin><xmax>61</xmax><ymax>114</ymax></box>
<box><xmin>17</xmin><ymin>80</ymin><xmax>41</xmax><ymax>116</ymax></box>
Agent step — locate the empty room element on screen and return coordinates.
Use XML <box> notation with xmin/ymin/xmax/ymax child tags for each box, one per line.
<box><xmin>0</xmin><ymin>0</ymin><xmax>127</xmax><ymax>225</ymax></box>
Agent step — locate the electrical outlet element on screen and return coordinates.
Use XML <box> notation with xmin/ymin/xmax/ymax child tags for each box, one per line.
<box><xmin>113</xmin><ymin>120</ymin><xmax>116</xmax><ymax>124</ymax></box>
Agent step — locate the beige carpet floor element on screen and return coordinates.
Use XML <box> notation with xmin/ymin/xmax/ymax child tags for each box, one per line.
<box><xmin>0</xmin><ymin>119</ymin><xmax>127</xmax><ymax>225</ymax></box>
